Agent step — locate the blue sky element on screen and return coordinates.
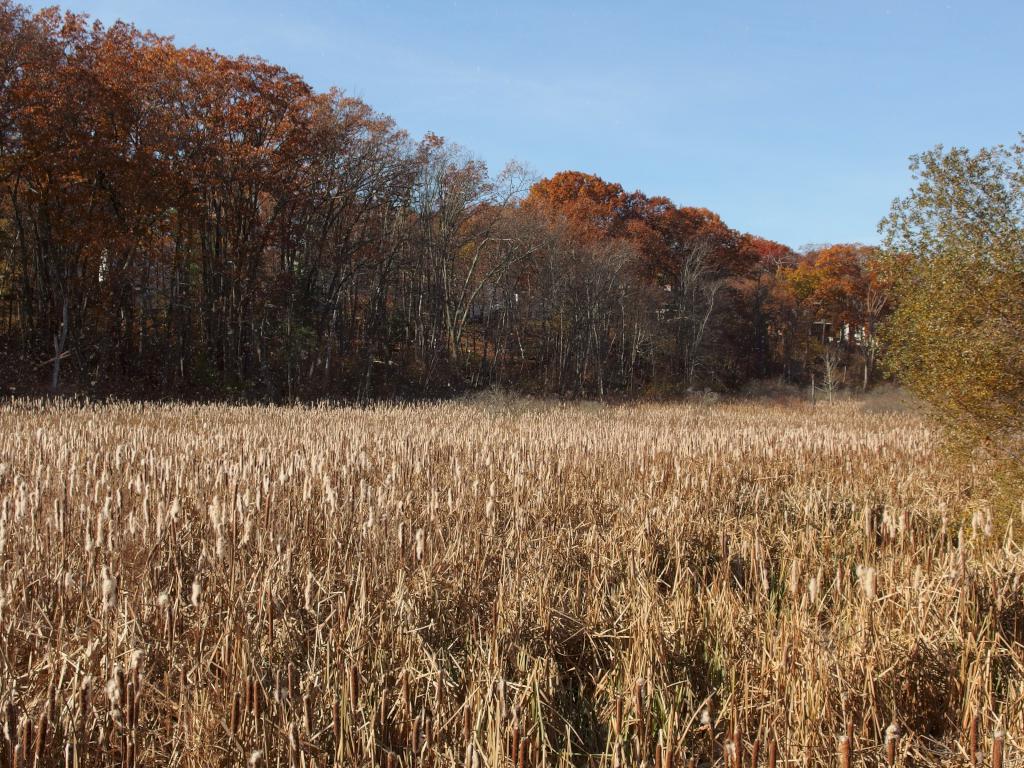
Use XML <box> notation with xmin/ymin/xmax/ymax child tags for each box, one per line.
<box><xmin>31</xmin><ymin>0</ymin><xmax>1024</xmax><ymax>248</ymax></box>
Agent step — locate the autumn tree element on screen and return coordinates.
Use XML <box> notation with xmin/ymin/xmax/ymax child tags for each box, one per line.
<box><xmin>0</xmin><ymin>2</ymin><xmax>893</xmax><ymax>401</ymax></box>
<box><xmin>770</xmin><ymin>244</ymin><xmax>887</xmax><ymax>390</ymax></box>
<box><xmin>632</xmin><ymin>201</ymin><xmax>745</xmax><ymax>387</ymax></box>
<box><xmin>524</xmin><ymin>170</ymin><xmax>632</xmax><ymax>242</ymax></box>
<box><xmin>881</xmin><ymin>141</ymin><xmax>1024</xmax><ymax>470</ymax></box>
<box><xmin>731</xmin><ymin>235</ymin><xmax>796</xmax><ymax>380</ymax></box>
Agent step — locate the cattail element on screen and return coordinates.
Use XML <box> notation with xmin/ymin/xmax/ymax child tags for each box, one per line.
<box><xmin>288</xmin><ymin>722</ymin><xmax>299</xmax><ymax>764</ymax></box>
<box><xmin>969</xmin><ymin>713</ymin><xmax>980</xmax><ymax>767</ymax></box>
<box><xmin>330</xmin><ymin>696</ymin><xmax>345</xmax><ymax>743</ymax></box>
<box><xmin>126</xmin><ymin>682</ymin><xmax>137</xmax><ymax>730</ymax></box>
<box><xmin>885</xmin><ymin>722</ymin><xmax>899</xmax><ymax>766</ymax></box>
<box><xmin>993</xmin><ymin>728</ymin><xmax>1005</xmax><ymax>768</ymax></box>
<box><xmin>272</xmin><ymin>669</ymin><xmax>283</xmax><ymax>705</ymax></box>
<box><xmin>838</xmin><ymin>735</ymin><xmax>850</xmax><ymax>768</ymax></box>
<box><xmin>377</xmin><ymin>697</ymin><xmax>389</xmax><ymax>742</ymax></box>
<box><xmin>702</xmin><ymin>706</ymin><xmax>714</xmax><ymax>759</ymax></box>
<box><xmin>348</xmin><ymin>666</ymin><xmax>359</xmax><ymax>705</ymax></box>
<box><xmin>856</xmin><ymin>564</ymin><xmax>876</xmax><ymax>601</ymax></box>
<box><xmin>304</xmin><ymin>571</ymin><xmax>314</xmax><ymax>613</ymax></box>
<box><xmin>230</xmin><ymin>691</ymin><xmax>241</xmax><ymax>735</ymax></box>
<box><xmin>410</xmin><ymin>713</ymin><xmax>421</xmax><ymax>755</ymax></box>
<box><xmin>105</xmin><ymin>667</ymin><xmax>123</xmax><ymax>709</ymax></box>
<box><xmin>20</xmin><ymin>717</ymin><xmax>32</xmax><ymax>767</ymax></box>
<box><xmin>806</xmin><ymin>574</ymin><xmax>819</xmax><ymax>606</ymax></box>
<box><xmin>415</xmin><ymin>528</ymin><xmax>426</xmax><ymax>561</ymax></box>
<box><xmin>767</xmin><ymin>739</ymin><xmax>777</xmax><ymax>768</ymax></box>
<box><xmin>101</xmin><ymin>566</ymin><xmax>117</xmax><ymax>612</ymax></box>
<box><xmin>251</xmin><ymin>678</ymin><xmax>263</xmax><ymax>721</ymax></box>
<box><xmin>78</xmin><ymin>678</ymin><xmax>91</xmax><ymax>728</ymax></box>
<box><xmin>401</xmin><ymin>671</ymin><xmax>411</xmax><ymax>719</ymax></box>
<box><xmin>32</xmin><ymin>710</ymin><xmax>47</xmax><ymax>767</ymax></box>
<box><xmin>4</xmin><ymin>700</ymin><xmax>16</xmax><ymax>745</ymax></box>
<box><xmin>158</xmin><ymin>592</ymin><xmax>173</xmax><ymax>635</ymax></box>
<box><xmin>287</xmin><ymin>662</ymin><xmax>297</xmax><ymax>698</ymax></box>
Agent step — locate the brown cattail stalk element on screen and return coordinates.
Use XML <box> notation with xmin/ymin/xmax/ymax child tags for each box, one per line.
<box><xmin>31</xmin><ymin>712</ymin><xmax>46</xmax><ymax>768</ymax></box>
<box><xmin>19</xmin><ymin>719</ymin><xmax>31</xmax><ymax>768</ymax></box>
<box><xmin>462</xmin><ymin>704</ymin><xmax>472</xmax><ymax>745</ymax></box>
<box><xmin>4</xmin><ymin>702</ymin><xmax>16</xmax><ymax>751</ymax></box>
<box><xmin>885</xmin><ymin>723</ymin><xmax>899</xmax><ymax>767</ymax></box>
<box><xmin>348</xmin><ymin>667</ymin><xmax>359</xmax><ymax>707</ymax></box>
<box><xmin>969</xmin><ymin>714</ymin><xmax>979</xmax><ymax>767</ymax></box>
<box><xmin>230</xmin><ymin>691</ymin><xmax>241</xmax><ymax>735</ymax></box>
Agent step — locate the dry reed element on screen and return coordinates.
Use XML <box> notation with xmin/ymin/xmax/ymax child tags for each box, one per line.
<box><xmin>0</xmin><ymin>397</ymin><xmax>1020</xmax><ymax>766</ymax></box>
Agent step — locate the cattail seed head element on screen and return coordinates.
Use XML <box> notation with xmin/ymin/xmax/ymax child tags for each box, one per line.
<box><xmin>856</xmin><ymin>565</ymin><xmax>876</xmax><ymax>601</ymax></box>
<box><xmin>838</xmin><ymin>734</ymin><xmax>850</xmax><ymax>768</ymax></box>
<box><xmin>106</xmin><ymin>666</ymin><xmax>124</xmax><ymax>708</ymax></box>
<box><xmin>885</xmin><ymin>723</ymin><xmax>900</xmax><ymax>766</ymax></box>
<box><xmin>415</xmin><ymin>528</ymin><xmax>426</xmax><ymax>561</ymax></box>
<box><xmin>101</xmin><ymin>566</ymin><xmax>117</xmax><ymax>612</ymax></box>
<box><xmin>304</xmin><ymin>571</ymin><xmax>315</xmax><ymax>612</ymax></box>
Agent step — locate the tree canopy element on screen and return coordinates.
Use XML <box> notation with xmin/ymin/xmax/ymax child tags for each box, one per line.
<box><xmin>881</xmin><ymin>140</ymin><xmax>1024</xmax><ymax>467</ymax></box>
<box><xmin>0</xmin><ymin>2</ymin><xmax>890</xmax><ymax>400</ymax></box>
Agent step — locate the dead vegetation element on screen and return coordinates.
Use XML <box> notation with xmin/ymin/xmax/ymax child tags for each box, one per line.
<box><xmin>0</xmin><ymin>398</ymin><xmax>1019</xmax><ymax>766</ymax></box>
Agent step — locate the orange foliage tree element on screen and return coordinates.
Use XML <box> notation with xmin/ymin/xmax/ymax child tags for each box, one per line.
<box><xmin>0</xmin><ymin>3</ymin><xmax>891</xmax><ymax>398</ymax></box>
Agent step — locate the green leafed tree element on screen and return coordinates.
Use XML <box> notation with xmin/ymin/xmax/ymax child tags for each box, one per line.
<box><xmin>880</xmin><ymin>140</ymin><xmax>1024</xmax><ymax>478</ymax></box>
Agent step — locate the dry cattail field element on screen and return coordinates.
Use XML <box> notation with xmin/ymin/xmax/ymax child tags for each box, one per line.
<box><xmin>0</xmin><ymin>396</ymin><xmax>1020</xmax><ymax>768</ymax></box>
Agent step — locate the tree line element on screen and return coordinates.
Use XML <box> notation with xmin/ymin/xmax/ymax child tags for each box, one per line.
<box><xmin>0</xmin><ymin>3</ymin><xmax>891</xmax><ymax>400</ymax></box>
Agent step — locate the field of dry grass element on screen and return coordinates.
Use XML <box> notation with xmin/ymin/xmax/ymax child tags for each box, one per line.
<box><xmin>0</xmin><ymin>396</ymin><xmax>1020</xmax><ymax>767</ymax></box>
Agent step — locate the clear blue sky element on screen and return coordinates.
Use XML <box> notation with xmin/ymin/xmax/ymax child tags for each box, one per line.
<box><xmin>29</xmin><ymin>0</ymin><xmax>1024</xmax><ymax>248</ymax></box>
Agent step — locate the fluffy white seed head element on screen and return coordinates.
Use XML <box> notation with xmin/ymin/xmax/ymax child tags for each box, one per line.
<box><xmin>101</xmin><ymin>566</ymin><xmax>117</xmax><ymax>612</ymax></box>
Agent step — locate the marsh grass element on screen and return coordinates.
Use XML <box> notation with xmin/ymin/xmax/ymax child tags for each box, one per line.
<box><xmin>0</xmin><ymin>398</ymin><xmax>1019</xmax><ymax>766</ymax></box>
